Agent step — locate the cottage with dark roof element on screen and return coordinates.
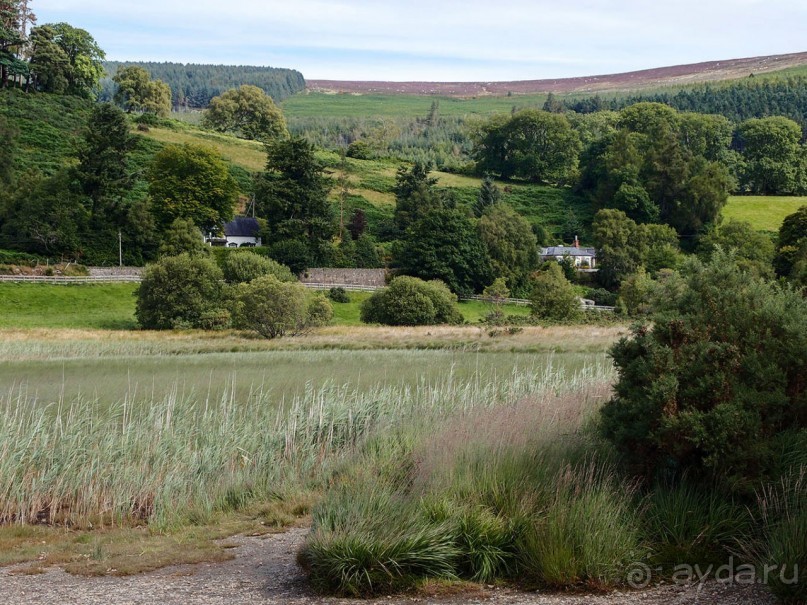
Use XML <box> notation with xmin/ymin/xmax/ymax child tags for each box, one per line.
<box><xmin>206</xmin><ymin>217</ymin><xmax>262</xmax><ymax>248</ymax></box>
<box><xmin>540</xmin><ymin>236</ymin><xmax>596</xmax><ymax>268</ymax></box>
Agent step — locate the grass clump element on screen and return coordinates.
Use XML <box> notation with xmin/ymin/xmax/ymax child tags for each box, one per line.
<box><xmin>299</xmin><ymin>382</ymin><xmax>649</xmax><ymax>595</ymax></box>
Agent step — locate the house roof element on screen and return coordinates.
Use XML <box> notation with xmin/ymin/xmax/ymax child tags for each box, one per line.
<box><xmin>223</xmin><ymin>217</ymin><xmax>261</xmax><ymax>238</ymax></box>
<box><xmin>541</xmin><ymin>246</ymin><xmax>597</xmax><ymax>257</ymax></box>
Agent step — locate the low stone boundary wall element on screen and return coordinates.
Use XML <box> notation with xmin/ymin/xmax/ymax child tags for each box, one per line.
<box><xmin>300</xmin><ymin>268</ymin><xmax>387</xmax><ymax>287</ymax></box>
<box><xmin>88</xmin><ymin>267</ymin><xmax>144</xmax><ymax>277</ymax></box>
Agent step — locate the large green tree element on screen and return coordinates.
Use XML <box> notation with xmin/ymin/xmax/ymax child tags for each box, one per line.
<box><xmin>473</xmin><ymin>109</ymin><xmax>581</xmax><ymax>184</ymax></box>
<box><xmin>394</xmin><ymin>208</ymin><xmax>493</xmax><ymax>296</ymax></box>
<box><xmin>579</xmin><ymin>103</ymin><xmax>732</xmax><ymax>236</ymax></box>
<box><xmin>148</xmin><ymin>143</ymin><xmax>238</xmax><ymax>231</ymax></box>
<box><xmin>737</xmin><ymin>117</ymin><xmax>804</xmax><ymax>194</ymax></box>
<box><xmin>393</xmin><ymin>161</ymin><xmax>443</xmax><ymax>231</ymax></box>
<box><xmin>477</xmin><ymin>203</ymin><xmax>538</xmax><ymax>296</ymax></box>
<box><xmin>112</xmin><ymin>65</ymin><xmax>171</xmax><ymax>117</ymax></box>
<box><xmin>697</xmin><ymin>219</ymin><xmax>774</xmax><ymax>278</ymax></box>
<box><xmin>774</xmin><ymin>205</ymin><xmax>807</xmax><ymax>284</ymax></box>
<box><xmin>28</xmin><ymin>22</ymin><xmax>104</xmax><ymax>97</ymax></box>
<box><xmin>592</xmin><ymin>209</ymin><xmax>681</xmax><ymax>288</ymax></box>
<box><xmin>600</xmin><ymin>253</ymin><xmax>807</xmax><ymax>493</ymax></box>
<box><xmin>529</xmin><ymin>263</ymin><xmax>581</xmax><ymax>321</ymax></box>
<box><xmin>203</xmin><ymin>84</ymin><xmax>288</xmax><ymax>141</ymax></box>
<box><xmin>136</xmin><ymin>253</ymin><xmax>228</xmax><ymax>330</ymax></box>
<box><xmin>74</xmin><ymin>103</ymin><xmax>135</xmax><ymax>221</ymax></box>
<box><xmin>0</xmin><ymin>0</ymin><xmax>30</xmax><ymax>88</ymax></box>
<box><xmin>254</xmin><ymin>137</ymin><xmax>333</xmax><ymax>260</ymax></box>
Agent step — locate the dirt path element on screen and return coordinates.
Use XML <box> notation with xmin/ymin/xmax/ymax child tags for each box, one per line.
<box><xmin>0</xmin><ymin>528</ymin><xmax>778</xmax><ymax>605</ymax></box>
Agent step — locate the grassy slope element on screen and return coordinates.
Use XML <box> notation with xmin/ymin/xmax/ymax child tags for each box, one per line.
<box><xmin>0</xmin><ymin>89</ymin><xmax>92</xmax><ymax>175</ymax></box>
<box><xmin>138</xmin><ymin>126</ymin><xmax>591</xmax><ymax>236</ymax></box>
<box><xmin>282</xmin><ymin>61</ymin><xmax>807</xmax><ymax>120</ymax></box>
<box><xmin>144</xmin><ymin>123</ymin><xmax>804</xmax><ymax>235</ymax></box>
<box><xmin>723</xmin><ymin>196</ymin><xmax>807</xmax><ymax>232</ymax></box>
<box><xmin>282</xmin><ymin>92</ymin><xmax>549</xmax><ymax>119</ymax></box>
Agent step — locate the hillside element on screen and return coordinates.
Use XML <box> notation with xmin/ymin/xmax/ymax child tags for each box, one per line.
<box><xmin>307</xmin><ymin>51</ymin><xmax>807</xmax><ymax>96</ymax></box>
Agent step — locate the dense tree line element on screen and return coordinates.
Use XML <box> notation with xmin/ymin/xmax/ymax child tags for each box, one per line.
<box><xmin>99</xmin><ymin>62</ymin><xmax>305</xmax><ymax>109</ymax></box>
<box><xmin>563</xmin><ymin>76</ymin><xmax>807</xmax><ymax>129</ymax></box>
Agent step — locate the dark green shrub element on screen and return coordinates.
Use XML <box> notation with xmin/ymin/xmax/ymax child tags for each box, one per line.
<box><xmin>346</xmin><ymin>140</ymin><xmax>372</xmax><ymax>160</ymax></box>
<box><xmin>136</xmin><ymin>254</ymin><xmax>227</xmax><ymax>329</ymax></box>
<box><xmin>528</xmin><ymin>263</ymin><xmax>581</xmax><ymax>321</ymax></box>
<box><xmin>600</xmin><ymin>253</ymin><xmax>807</xmax><ymax>494</ymax></box>
<box><xmin>221</xmin><ymin>250</ymin><xmax>295</xmax><ymax>284</ymax></box>
<box><xmin>267</xmin><ymin>239</ymin><xmax>311</xmax><ymax>275</ymax></box>
<box><xmin>360</xmin><ymin>276</ymin><xmax>462</xmax><ymax>326</ymax></box>
<box><xmin>584</xmin><ymin>287</ymin><xmax>617</xmax><ymax>307</ymax></box>
<box><xmin>327</xmin><ymin>286</ymin><xmax>350</xmax><ymax>303</ymax></box>
<box><xmin>233</xmin><ymin>276</ymin><xmax>332</xmax><ymax>338</ymax></box>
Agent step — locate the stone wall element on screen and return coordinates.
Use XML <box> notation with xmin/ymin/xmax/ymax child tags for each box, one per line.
<box><xmin>88</xmin><ymin>266</ymin><xmax>144</xmax><ymax>277</ymax></box>
<box><xmin>300</xmin><ymin>268</ymin><xmax>387</xmax><ymax>287</ymax></box>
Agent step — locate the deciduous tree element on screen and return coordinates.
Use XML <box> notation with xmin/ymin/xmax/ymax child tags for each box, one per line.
<box><xmin>203</xmin><ymin>84</ymin><xmax>288</xmax><ymax>141</ymax></box>
<box><xmin>148</xmin><ymin>143</ymin><xmax>238</xmax><ymax>231</ymax></box>
<box><xmin>113</xmin><ymin>66</ymin><xmax>171</xmax><ymax>117</ymax></box>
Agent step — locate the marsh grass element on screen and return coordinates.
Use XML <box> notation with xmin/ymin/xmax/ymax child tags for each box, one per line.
<box><xmin>745</xmin><ymin>468</ymin><xmax>807</xmax><ymax>602</ymax></box>
<box><xmin>300</xmin><ymin>380</ymin><xmax>651</xmax><ymax>595</ymax></box>
<box><xmin>0</xmin><ymin>359</ymin><xmax>612</xmax><ymax>533</ymax></box>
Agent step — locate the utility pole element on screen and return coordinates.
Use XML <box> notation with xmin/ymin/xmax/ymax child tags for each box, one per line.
<box><xmin>118</xmin><ymin>231</ymin><xmax>122</xmax><ymax>267</ymax></box>
<box><xmin>338</xmin><ymin>149</ymin><xmax>348</xmax><ymax>237</ymax></box>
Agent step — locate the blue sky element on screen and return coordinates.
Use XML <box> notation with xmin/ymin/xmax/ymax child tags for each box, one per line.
<box><xmin>34</xmin><ymin>0</ymin><xmax>807</xmax><ymax>81</ymax></box>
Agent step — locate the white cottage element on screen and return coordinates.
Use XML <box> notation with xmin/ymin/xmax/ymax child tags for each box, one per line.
<box><xmin>206</xmin><ymin>217</ymin><xmax>262</xmax><ymax>248</ymax></box>
<box><xmin>541</xmin><ymin>236</ymin><xmax>596</xmax><ymax>268</ymax></box>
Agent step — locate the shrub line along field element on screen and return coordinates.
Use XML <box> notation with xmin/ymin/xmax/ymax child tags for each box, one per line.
<box><xmin>0</xmin><ymin>283</ymin><xmax>538</xmax><ymax>330</ymax></box>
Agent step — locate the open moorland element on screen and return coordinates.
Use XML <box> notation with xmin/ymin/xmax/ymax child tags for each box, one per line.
<box><xmin>306</xmin><ymin>51</ymin><xmax>807</xmax><ymax>96</ymax></box>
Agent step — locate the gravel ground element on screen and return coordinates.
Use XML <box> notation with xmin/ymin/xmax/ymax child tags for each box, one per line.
<box><xmin>0</xmin><ymin>528</ymin><xmax>779</xmax><ymax>605</ymax></box>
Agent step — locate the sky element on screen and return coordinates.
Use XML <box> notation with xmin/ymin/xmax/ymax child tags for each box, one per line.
<box><xmin>33</xmin><ymin>0</ymin><xmax>807</xmax><ymax>81</ymax></box>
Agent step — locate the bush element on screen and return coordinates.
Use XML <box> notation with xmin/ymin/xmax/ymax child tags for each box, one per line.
<box><xmin>158</xmin><ymin>218</ymin><xmax>211</xmax><ymax>258</ymax></box>
<box><xmin>346</xmin><ymin>140</ymin><xmax>372</xmax><ymax>160</ymax></box>
<box><xmin>136</xmin><ymin>254</ymin><xmax>227</xmax><ymax>330</ymax></box>
<box><xmin>600</xmin><ymin>252</ymin><xmax>807</xmax><ymax>494</ymax></box>
<box><xmin>584</xmin><ymin>287</ymin><xmax>617</xmax><ymax>307</ymax></box>
<box><xmin>360</xmin><ymin>277</ymin><xmax>463</xmax><ymax>326</ymax></box>
<box><xmin>528</xmin><ymin>263</ymin><xmax>581</xmax><ymax>321</ymax></box>
<box><xmin>233</xmin><ymin>275</ymin><xmax>331</xmax><ymax>338</ymax></box>
<box><xmin>327</xmin><ymin>287</ymin><xmax>350</xmax><ymax>303</ymax></box>
<box><xmin>306</xmin><ymin>294</ymin><xmax>334</xmax><ymax>328</ymax></box>
<box><xmin>267</xmin><ymin>239</ymin><xmax>311</xmax><ymax>275</ymax></box>
<box><xmin>617</xmin><ymin>267</ymin><xmax>656</xmax><ymax>316</ymax></box>
<box><xmin>221</xmin><ymin>250</ymin><xmax>295</xmax><ymax>284</ymax></box>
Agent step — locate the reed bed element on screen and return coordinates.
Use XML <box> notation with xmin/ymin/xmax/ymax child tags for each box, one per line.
<box><xmin>0</xmin><ymin>360</ymin><xmax>612</xmax><ymax>530</ymax></box>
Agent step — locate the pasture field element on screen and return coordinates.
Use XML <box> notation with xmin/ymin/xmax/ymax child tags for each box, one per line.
<box><xmin>0</xmin><ymin>283</ymin><xmax>138</xmax><ymax>329</ymax></box>
<box><xmin>0</xmin><ymin>283</ymin><xmax>532</xmax><ymax>331</ymax></box>
<box><xmin>722</xmin><ymin>195</ymin><xmax>807</xmax><ymax>232</ymax></box>
<box><xmin>282</xmin><ymin>92</ymin><xmax>550</xmax><ymax>119</ymax></box>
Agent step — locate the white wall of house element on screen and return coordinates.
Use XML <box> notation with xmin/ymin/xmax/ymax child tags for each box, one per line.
<box><xmin>223</xmin><ymin>235</ymin><xmax>261</xmax><ymax>248</ymax></box>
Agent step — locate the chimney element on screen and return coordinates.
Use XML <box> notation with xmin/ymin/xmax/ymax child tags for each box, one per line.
<box><xmin>574</xmin><ymin>235</ymin><xmax>579</xmax><ymax>249</ymax></box>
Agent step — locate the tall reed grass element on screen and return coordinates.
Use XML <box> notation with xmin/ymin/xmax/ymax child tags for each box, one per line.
<box><xmin>0</xmin><ymin>361</ymin><xmax>611</xmax><ymax>530</ymax></box>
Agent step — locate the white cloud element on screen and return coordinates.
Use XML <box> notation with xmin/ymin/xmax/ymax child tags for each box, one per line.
<box><xmin>32</xmin><ymin>0</ymin><xmax>807</xmax><ymax>80</ymax></box>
